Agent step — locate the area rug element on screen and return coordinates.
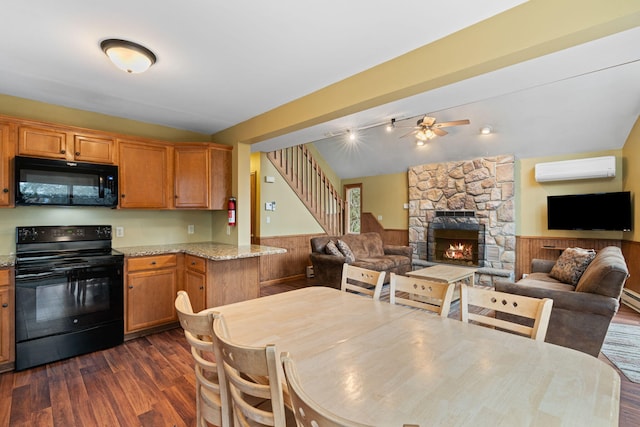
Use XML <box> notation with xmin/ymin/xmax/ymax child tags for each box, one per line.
<box><xmin>601</xmin><ymin>323</ymin><xmax>640</xmax><ymax>383</ymax></box>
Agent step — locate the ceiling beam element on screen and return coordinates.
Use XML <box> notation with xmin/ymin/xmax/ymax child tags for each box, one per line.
<box><xmin>212</xmin><ymin>0</ymin><xmax>640</xmax><ymax>145</ymax></box>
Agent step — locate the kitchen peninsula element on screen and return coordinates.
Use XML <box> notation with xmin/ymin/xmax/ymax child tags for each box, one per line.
<box><xmin>116</xmin><ymin>242</ymin><xmax>286</xmax><ymax>337</ymax></box>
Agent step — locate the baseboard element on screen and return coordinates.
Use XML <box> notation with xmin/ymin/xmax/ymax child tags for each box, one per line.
<box><xmin>621</xmin><ymin>288</ymin><xmax>640</xmax><ymax>314</ymax></box>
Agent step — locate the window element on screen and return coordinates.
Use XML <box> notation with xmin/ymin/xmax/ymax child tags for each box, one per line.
<box><xmin>345</xmin><ymin>184</ymin><xmax>362</xmax><ymax>234</ymax></box>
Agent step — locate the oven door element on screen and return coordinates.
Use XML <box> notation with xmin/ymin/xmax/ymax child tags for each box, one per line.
<box><xmin>15</xmin><ymin>261</ymin><xmax>124</xmax><ymax>343</ymax></box>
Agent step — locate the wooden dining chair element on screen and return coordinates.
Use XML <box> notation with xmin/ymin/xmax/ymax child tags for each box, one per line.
<box><xmin>459</xmin><ymin>283</ymin><xmax>553</xmax><ymax>341</ymax></box>
<box><xmin>174</xmin><ymin>291</ymin><xmax>231</xmax><ymax>427</ymax></box>
<box><xmin>340</xmin><ymin>263</ymin><xmax>385</xmax><ymax>300</ymax></box>
<box><xmin>281</xmin><ymin>352</ymin><xmax>373</xmax><ymax>427</ymax></box>
<box><xmin>389</xmin><ymin>273</ymin><xmax>455</xmax><ymax>317</ymax></box>
<box><xmin>211</xmin><ymin>312</ymin><xmax>291</xmax><ymax>427</ymax></box>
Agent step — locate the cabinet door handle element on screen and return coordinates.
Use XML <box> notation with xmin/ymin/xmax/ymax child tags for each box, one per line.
<box><xmin>2</xmin><ymin>188</ymin><xmax>7</xmax><ymax>193</ymax></box>
<box><xmin>191</xmin><ymin>261</ymin><xmax>196</xmax><ymax>265</ymax></box>
<box><xmin>1</xmin><ymin>303</ymin><xmax>8</xmax><ymax>308</ymax></box>
<box><xmin>75</xmin><ymin>151</ymin><xmax>81</xmax><ymax>156</ymax></box>
<box><xmin>60</xmin><ymin>149</ymin><xmax>66</xmax><ymax>154</ymax></box>
<box><xmin>151</xmin><ymin>261</ymin><xmax>157</xmax><ymax>265</ymax></box>
<box><xmin>121</xmin><ymin>194</ymin><xmax>126</xmax><ymax>198</ymax></box>
<box><xmin>199</xmin><ymin>286</ymin><xmax>204</xmax><ymax>290</ymax></box>
<box><xmin>128</xmin><ymin>285</ymin><xmax>134</xmax><ymax>289</ymax></box>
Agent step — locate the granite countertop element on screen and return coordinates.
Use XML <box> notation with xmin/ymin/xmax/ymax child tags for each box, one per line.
<box><xmin>115</xmin><ymin>241</ymin><xmax>287</xmax><ymax>261</ymax></box>
<box><xmin>0</xmin><ymin>255</ymin><xmax>15</xmax><ymax>268</ymax></box>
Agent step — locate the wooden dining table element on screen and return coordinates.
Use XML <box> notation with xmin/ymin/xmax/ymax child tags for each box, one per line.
<box><xmin>211</xmin><ymin>286</ymin><xmax>620</xmax><ymax>426</ymax></box>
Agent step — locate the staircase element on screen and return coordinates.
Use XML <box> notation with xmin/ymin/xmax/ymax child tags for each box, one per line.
<box><xmin>267</xmin><ymin>146</ymin><xmax>344</xmax><ymax>235</ymax></box>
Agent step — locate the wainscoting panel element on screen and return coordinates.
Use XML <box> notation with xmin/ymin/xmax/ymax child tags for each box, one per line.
<box><xmin>622</xmin><ymin>240</ymin><xmax>640</xmax><ymax>294</ymax></box>
<box><xmin>515</xmin><ymin>236</ymin><xmax>621</xmax><ymax>281</ymax></box>
<box><xmin>382</xmin><ymin>229</ymin><xmax>409</xmax><ymax>246</ymax></box>
<box><xmin>256</xmin><ymin>234</ymin><xmax>325</xmax><ymax>286</ymax></box>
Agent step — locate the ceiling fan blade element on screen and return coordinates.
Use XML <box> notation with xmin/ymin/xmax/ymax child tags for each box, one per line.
<box><xmin>399</xmin><ymin>129</ymin><xmax>417</xmax><ymax>139</ymax></box>
<box><xmin>433</xmin><ymin>119</ymin><xmax>470</xmax><ymax>128</ymax></box>
<box><xmin>433</xmin><ymin>128</ymin><xmax>448</xmax><ymax>136</ymax></box>
<box><xmin>422</xmin><ymin>116</ymin><xmax>436</xmax><ymax>127</ymax></box>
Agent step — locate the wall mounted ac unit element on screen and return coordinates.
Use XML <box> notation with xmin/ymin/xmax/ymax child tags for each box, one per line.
<box><xmin>534</xmin><ymin>156</ymin><xmax>616</xmax><ymax>182</ymax></box>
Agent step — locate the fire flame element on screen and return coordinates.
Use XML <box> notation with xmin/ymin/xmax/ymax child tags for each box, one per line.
<box><xmin>444</xmin><ymin>242</ymin><xmax>473</xmax><ymax>260</ymax></box>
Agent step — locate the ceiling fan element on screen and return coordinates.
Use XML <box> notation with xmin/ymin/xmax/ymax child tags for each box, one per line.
<box><xmin>399</xmin><ymin>116</ymin><xmax>470</xmax><ymax>143</ymax></box>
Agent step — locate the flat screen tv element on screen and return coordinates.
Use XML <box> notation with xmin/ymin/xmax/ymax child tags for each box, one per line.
<box><xmin>547</xmin><ymin>191</ymin><xmax>632</xmax><ymax>231</ymax></box>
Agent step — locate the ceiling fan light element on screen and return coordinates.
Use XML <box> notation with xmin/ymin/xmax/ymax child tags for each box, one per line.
<box><xmin>416</xmin><ymin>140</ymin><xmax>425</xmax><ymax>146</ymax></box>
<box><xmin>101</xmin><ymin>39</ymin><xmax>156</xmax><ymax>74</ymax></box>
<box><xmin>416</xmin><ymin>131</ymin><xmax>428</xmax><ymax>141</ymax></box>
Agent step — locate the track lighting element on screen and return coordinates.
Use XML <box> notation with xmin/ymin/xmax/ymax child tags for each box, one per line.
<box><xmin>480</xmin><ymin>125</ymin><xmax>493</xmax><ymax>135</ymax></box>
<box><xmin>386</xmin><ymin>118</ymin><xmax>396</xmax><ymax>132</ymax></box>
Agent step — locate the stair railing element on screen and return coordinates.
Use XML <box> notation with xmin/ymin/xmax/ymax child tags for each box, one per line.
<box><xmin>267</xmin><ymin>146</ymin><xmax>344</xmax><ymax>236</ymax></box>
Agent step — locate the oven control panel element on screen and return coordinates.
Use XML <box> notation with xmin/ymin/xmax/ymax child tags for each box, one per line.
<box><xmin>16</xmin><ymin>225</ymin><xmax>112</xmax><ymax>243</ymax></box>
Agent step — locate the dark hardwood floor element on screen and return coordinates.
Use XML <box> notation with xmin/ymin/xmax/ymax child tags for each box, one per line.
<box><xmin>1</xmin><ymin>277</ymin><xmax>638</xmax><ymax>426</ymax></box>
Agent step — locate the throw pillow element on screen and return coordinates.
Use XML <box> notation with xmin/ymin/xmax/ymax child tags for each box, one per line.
<box><xmin>336</xmin><ymin>239</ymin><xmax>356</xmax><ymax>263</ymax></box>
<box><xmin>325</xmin><ymin>240</ymin><xmax>343</xmax><ymax>257</ymax></box>
<box><xmin>549</xmin><ymin>247</ymin><xmax>596</xmax><ymax>286</ymax></box>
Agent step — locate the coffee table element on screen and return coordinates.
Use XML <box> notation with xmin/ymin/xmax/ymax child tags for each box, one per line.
<box><xmin>407</xmin><ymin>264</ymin><xmax>478</xmax><ymax>301</ymax></box>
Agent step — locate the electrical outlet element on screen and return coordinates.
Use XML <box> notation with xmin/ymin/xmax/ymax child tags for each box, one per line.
<box><xmin>115</xmin><ymin>227</ymin><xmax>124</xmax><ymax>237</ymax></box>
<box><xmin>187</xmin><ymin>224</ymin><xmax>195</xmax><ymax>234</ymax></box>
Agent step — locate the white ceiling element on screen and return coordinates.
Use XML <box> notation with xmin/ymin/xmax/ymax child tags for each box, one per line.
<box><xmin>1</xmin><ymin>1</ymin><xmax>639</xmax><ymax>179</ymax></box>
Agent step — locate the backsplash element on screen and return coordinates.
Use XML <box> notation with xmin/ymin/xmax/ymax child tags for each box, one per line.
<box><xmin>0</xmin><ymin>207</ymin><xmax>216</xmax><ymax>254</ymax></box>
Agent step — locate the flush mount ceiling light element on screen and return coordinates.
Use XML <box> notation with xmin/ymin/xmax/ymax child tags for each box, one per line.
<box><xmin>100</xmin><ymin>39</ymin><xmax>156</xmax><ymax>74</ymax></box>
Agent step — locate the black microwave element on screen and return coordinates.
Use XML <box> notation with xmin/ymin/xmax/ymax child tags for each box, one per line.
<box><xmin>15</xmin><ymin>156</ymin><xmax>119</xmax><ymax>207</ymax></box>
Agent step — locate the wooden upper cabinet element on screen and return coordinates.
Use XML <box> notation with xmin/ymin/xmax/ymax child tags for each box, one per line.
<box><xmin>174</xmin><ymin>145</ymin><xmax>210</xmax><ymax>209</ymax></box>
<box><xmin>73</xmin><ymin>133</ymin><xmax>116</xmax><ymax>164</ymax></box>
<box><xmin>18</xmin><ymin>126</ymin><xmax>67</xmax><ymax>160</ymax></box>
<box><xmin>119</xmin><ymin>140</ymin><xmax>173</xmax><ymax>209</ymax></box>
<box><xmin>0</xmin><ymin>123</ymin><xmax>12</xmax><ymax>206</ymax></box>
<box><xmin>18</xmin><ymin>125</ymin><xmax>116</xmax><ymax>164</ymax></box>
<box><xmin>210</xmin><ymin>145</ymin><xmax>232</xmax><ymax>210</ymax></box>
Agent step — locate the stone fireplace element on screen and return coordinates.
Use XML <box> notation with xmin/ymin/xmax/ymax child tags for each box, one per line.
<box><xmin>408</xmin><ymin>155</ymin><xmax>515</xmax><ymax>284</ymax></box>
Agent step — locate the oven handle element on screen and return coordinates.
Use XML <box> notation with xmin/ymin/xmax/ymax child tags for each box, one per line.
<box><xmin>15</xmin><ymin>271</ymin><xmax>68</xmax><ymax>281</ymax></box>
<box><xmin>52</xmin><ymin>264</ymin><xmax>93</xmax><ymax>271</ymax></box>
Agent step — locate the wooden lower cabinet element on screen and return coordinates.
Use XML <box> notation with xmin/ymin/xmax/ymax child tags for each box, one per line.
<box><xmin>184</xmin><ymin>254</ymin><xmax>207</xmax><ymax>312</ymax></box>
<box><xmin>206</xmin><ymin>257</ymin><xmax>260</xmax><ymax>308</ymax></box>
<box><xmin>0</xmin><ymin>268</ymin><xmax>14</xmax><ymax>369</ymax></box>
<box><xmin>125</xmin><ymin>255</ymin><xmax>178</xmax><ymax>333</ymax></box>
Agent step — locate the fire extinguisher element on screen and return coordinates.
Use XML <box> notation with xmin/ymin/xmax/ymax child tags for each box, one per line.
<box><xmin>228</xmin><ymin>197</ymin><xmax>236</xmax><ymax>226</ymax></box>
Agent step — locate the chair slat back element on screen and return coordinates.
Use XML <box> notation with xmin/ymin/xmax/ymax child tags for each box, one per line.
<box><xmin>281</xmin><ymin>352</ymin><xmax>374</xmax><ymax>427</ymax></box>
<box><xmin>389</xmin><ymin>273</ymin><xmax>455</xmax><ymax>317</ymax></box>
<box><xmin>459</xmin><ymin>284</ymin><xmax>553</xmax><ymax>341</ymax></box>
<box><xmin>212</xmin><ymin>312</ymin><xmax>287</xmax><ymax>427</ymax></box>
<box><xmin>175</xmin><ymin>291</ymin><xmax>230</xmax><ymax>427</ymax></box>
<box><xmin>340</xmin><ymin>263</ymin><xmax>385</xmax><ymax>300</ymax></box>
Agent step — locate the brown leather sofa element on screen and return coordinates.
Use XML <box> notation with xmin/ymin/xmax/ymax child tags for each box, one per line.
<box><xmin>495</xmin><ymin>246</ymin><xmax>629</xmax><ymax>357</ymax></box>
<box><xmin>309</xmin><ymin>232</ymin><xmax>412</xmax><ymax>289</ymax></box>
